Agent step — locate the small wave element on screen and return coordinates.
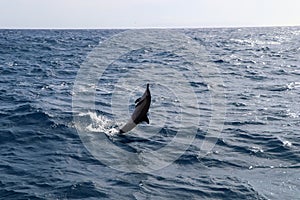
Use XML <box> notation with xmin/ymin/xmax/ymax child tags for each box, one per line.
<box><xmin>256</xmin><ymin>82</ymin><xmax>300</xmax><ymax>92</ymax></box>
<box><xmin>249</xmin><ymin>146</ymin><xmax>264</xmax><ymax>153</ymax></box>
<box><xmin>137</xmin><ymin>174</ymin><xmax>266</xmax><ymax>199</ymax></box>
<box><xmin>244</xmin><ymin>74</ymin><xmax>268</xmax><ymax>81</ymax></box>
<box><xmin>270</xmin><ymin>68</ymin><xmax>289</xmax><ymax>75</ymax></box>
<box><xmin>230</xmin><ymin>38</ymin><xmax>281</xmax><ymax>46</ymax></box>
<box><xmin>224</xmin><ymin>120</ymin><xmax>266</xmax><ymax>126</ymax></box>
<box><xmin>43</xmin><ymin>181</ymin><xmax>108</xmax><ymax>199</ymax></box>
<box><xmin>7</xmin><ymin>104</ymin><xmax>54</xmax><ymax>126</ymax></box>
<box><xmin>278</xmin><ymin>137</ymin><xmax>293</xmax><ymax>148</ymax></box>
<box><xmin>255</xmin><ymin>85</ymin><xmax>289</xmax><ymax>92</ymax></box>
<box><xmin>282</xmin><ymin>140</ymin><xmax>292</xmax><ymax>148</ymax></box>
<box><xmin>287</xmin><ymin>82</ymin><xmax>300</xmax><ymax>90</ymax></box>
<box><xmin>291</xmin><ymin>69</ymin><xmax>300</xmax><ymax>75</ymax></box>
<box><xmin>286</xmin><ymin>109</ymin><xmax>299</xmax><ymax>119</ymax></box>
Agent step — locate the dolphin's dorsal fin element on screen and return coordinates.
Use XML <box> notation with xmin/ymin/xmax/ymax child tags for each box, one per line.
<box><xmin>142</xmin><ymin>115</ymin><xmax>150</xmax><ymax>124</ymax></box>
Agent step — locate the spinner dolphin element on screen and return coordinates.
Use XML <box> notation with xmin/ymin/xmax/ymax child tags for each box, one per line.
<box><xmin>119</xmin><ymin>84</ymin><xmax>151</xmax><ymax>133</ymax></box>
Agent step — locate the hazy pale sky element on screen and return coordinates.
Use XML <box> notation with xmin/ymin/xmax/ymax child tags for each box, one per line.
<box><xmin>0</xmin><ymin>0</ymin><xmax>299</xmax><ymax>28</ymax></box>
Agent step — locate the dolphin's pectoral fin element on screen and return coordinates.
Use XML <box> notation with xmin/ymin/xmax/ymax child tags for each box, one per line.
<box><xmin>142</xmin><ymin>115</ymin><xmax>150</xmax><ymax>124</ymax></box>
<box><xmin>135</xmin><ymin>97</ymin><xmax>141</xmax><ymax>104</ymax></box>
<box><xmin>135</xmin><ymin>98</ymin><xmax>145</xmax><ymax>107</ymax></box>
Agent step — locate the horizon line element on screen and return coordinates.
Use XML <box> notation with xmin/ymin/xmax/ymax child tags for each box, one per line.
<box><xmin>1</xmin><ymin>24</ymin><xmax>299</xmax><ymax>30</ymax></box>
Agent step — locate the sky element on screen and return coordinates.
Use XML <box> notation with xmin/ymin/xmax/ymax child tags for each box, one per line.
<box><xmin>0</xmin><ymin>0</ymin><xmax>299</xmax><ymax>29</ymax></box>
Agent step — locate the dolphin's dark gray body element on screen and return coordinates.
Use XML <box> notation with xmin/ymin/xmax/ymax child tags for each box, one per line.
<box><xmin>119</xmin><ymin>84</ymin><xmax>151</xmax><ymax>133</ymax></box>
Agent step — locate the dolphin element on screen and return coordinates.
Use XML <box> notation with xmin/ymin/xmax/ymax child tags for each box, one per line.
<box><xmin>119</xmin><ymin>84</ymin><xmax>151</xmax><ymax>133</ymax></box>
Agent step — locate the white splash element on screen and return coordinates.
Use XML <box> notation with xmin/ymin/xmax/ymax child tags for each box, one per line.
<box><xmin>282</xmin><ymin>140</ymin><xmax>292</xmax><ymax>148</ymax></box>
<box><xmin>287</xmin><ymin>82</ymin><xmax>300</xmax><ymax>90</ymax></box>
<box><xmin>80</xmin><ymin>111</ymin><xmax>120</xmax><ymax>136</ymax></box>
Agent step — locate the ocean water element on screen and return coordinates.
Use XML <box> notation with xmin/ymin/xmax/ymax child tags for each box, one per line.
<box><xmin>0</xmin><ymin>27</ymin><xmax>299</xmax><ymax>199</ymax></box>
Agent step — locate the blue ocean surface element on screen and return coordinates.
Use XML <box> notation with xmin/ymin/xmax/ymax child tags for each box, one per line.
<box><xmin>0</xmin><ymin>27</ymin><xmax>300</xmax><ymax>199</ymax></box>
